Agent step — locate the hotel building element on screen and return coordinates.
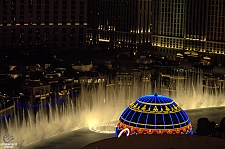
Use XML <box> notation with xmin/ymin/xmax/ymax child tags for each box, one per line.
<box><xmin>0</xmin><ymin>0</ymin><xmax>87</xmax><ymax>50</ymax></box>
<box><xmin>151</xmin><ymin>0</ymin><xmax>186</xmax><ymax>54</ymax></box>
<box><xmin>1</xmin><ymin>0</ymin><xmax>225</xmax><ymax>64</ymax></box>
<box><xmin>88</xmin><ymin>0</ymin><xmax>225</xmax><ymax>63</ymax></box>
<box><xmin>151</xmin><ymin>0</ymin><xmax>225</xmax><ymax>62</ymax></box>
<box><xmin>87</xmin><ymin>0</ymin><xmax>153</xmax><ymax>49</ymax></box>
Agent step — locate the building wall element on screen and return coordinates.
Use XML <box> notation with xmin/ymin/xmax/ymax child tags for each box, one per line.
<box><xmin>185</xmin><ymin>0</ymin><xmax>208</xmax><ymax>40</ymax></box>
<box><xmin>152</xmin><ymin>0</ymin><xmax>186</xmax><ymax>37</ymax></box>
<box><xmin>0</xmin><ymin>0</ymin><xmax>87</xmax><ymax>50</ymax></box>
<box><xmin>87</xmin><ymin>0</ymin><xmax>152</xmax><ymax>49</ymax></box>
<box><xmin>151</xmin><ymin>0</ymin><xmax>186</xmax><ymax>51</ymax></box>
<box><xmin>86</xmin><ymin>0</ymin><xmax>225</xmax><ymax>63</ymax></box>
<box><xmin>184</xmin><ymin>0</ymin><xmax>225</xmax><ymax>55</ymax></box>
<box><xmin>151</xmin><ymin>0</ymin><xmax>225</xmax><ymax>61</ymax></box>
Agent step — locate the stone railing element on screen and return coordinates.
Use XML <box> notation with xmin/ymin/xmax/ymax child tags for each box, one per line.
<box><xmin>0</xmin><ymin>105</ymin><xmax>14</xmax><ymax>117</ymax></box>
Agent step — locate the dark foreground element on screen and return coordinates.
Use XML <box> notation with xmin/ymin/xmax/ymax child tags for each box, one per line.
<box><xmin>82</xmin><ymin>134</ymin><xmax>225</xmax><ymax>149</ymax></box>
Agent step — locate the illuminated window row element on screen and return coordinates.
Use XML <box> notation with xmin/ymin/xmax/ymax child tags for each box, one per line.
<box><xmin>152</xmin><ymin>37</ymin><xmax>225</xmax><ymax>55</ymax></box>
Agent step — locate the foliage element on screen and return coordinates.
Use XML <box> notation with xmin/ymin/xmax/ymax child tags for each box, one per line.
<box><xmin>1</xmin><ymin>76</ymin><xmax>24</xmax><ymax>97</ymax></box>
<box><xmin>28</xmin><ymin>64</ymin><xmax>45</xmax><ymax>80</ymax></box>
<box><xmin>196</xmin><ymin>118</ymin><xmax>216</xmax><ymax>136</ymax></box>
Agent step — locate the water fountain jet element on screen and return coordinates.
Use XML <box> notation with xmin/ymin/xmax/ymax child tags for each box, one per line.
<box><xmin>0</xmin><ymin>70</ymin><xmax>225</xmax><ymax>148</ymax></box>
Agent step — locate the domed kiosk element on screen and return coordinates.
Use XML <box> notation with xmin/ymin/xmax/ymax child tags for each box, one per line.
<box><xmin>115</xmin><ymin>94</ymin><xmax>193</xmax><ymax>137</ymax></box>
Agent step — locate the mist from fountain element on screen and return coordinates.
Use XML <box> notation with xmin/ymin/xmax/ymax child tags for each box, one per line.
<box><xmin>161</xmin><ymin>70</ymin><xmax>225</xmax><ymax>109</ymax></box>
<box><xmin>1</xmin><ymin>70</ymin><xmax>225</xmax><ymax>148</ymax></box>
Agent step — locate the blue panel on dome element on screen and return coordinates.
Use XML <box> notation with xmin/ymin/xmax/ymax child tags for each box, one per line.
<box><xmin>137</xmin><ymin>94</ymin><xmax>174</xmax><ymax>105</ymax></box>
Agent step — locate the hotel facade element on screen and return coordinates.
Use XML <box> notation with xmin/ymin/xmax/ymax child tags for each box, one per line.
<box><xmin>1</xmin><ymin>0</ymin><xmax>225</xmax><ymax>63</ymax></box>
<box><xmin>87</xmin><ymin>0</ymin><xmax>153</xmax><ymax>49</ymax></box>
<box><xmin>0</xmin><ymin>0</ymin><xmax>87</xmax><ymax>50</ymax></box>
<box><xmin>151</xmin><ymin>0</ymin><xmax>225</xmax><ymax>62</ymax></box>
<box><xmin>87</xmin><ymin>0</ymin><xmax>225</xmax><ymax>63</ymax></box>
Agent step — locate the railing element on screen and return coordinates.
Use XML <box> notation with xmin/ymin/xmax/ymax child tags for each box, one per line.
<box><xmin>17</xmin><ymin>99</ymin><xmax>65</xmax><ymax>109</ymax></box>
<box><xmin>0</xmin><ymin>105</ymin><xmax>14</xmax><ymax>114</ymax></box>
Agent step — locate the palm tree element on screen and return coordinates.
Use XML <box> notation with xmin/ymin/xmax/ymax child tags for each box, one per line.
<box><xmin>3</xmin><ymin>76</ymin><xmax>23</xmax><ymax>98</ymax></box>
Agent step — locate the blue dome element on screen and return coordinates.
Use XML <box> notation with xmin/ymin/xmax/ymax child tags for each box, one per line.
<box><xmin>115</xmin><ymin>94</ymin><xmax>193</xmax><ymax>137</ymax></box>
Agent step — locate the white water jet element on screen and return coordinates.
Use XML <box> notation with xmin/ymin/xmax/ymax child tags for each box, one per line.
<box><xmin>0</xmin><ymin>70</ymin><xmax>225</xmax><ymax>148</ymax></box>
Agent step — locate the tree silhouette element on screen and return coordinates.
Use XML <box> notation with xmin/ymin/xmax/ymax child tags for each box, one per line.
<box><xmin>196</xmin><ymin>118</ymin><xmax>216</xmax><ymax>136</ymax></box>
<box><xmin>216</xmin><ymin>117</ymin><xmax>225</xmax><ymax>137</ymax></box>
<box><xmin>2</xmin><ymin>76</ymin><xmax>23</xmax><ymax>98</ymax></box>
<box><xmin>28</xmin><ymin>64</ymin><xmax>45</xmax><ymax>80</ymax></box>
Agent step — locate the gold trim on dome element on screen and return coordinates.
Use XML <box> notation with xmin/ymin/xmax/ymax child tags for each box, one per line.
<box><xmin>117</xmin><ymin>122</ymin><xmax>192</xmax><ymax>135</ymax></box>
<box><xmin>128</xmin><ymin>103</ymin><xmax>182</xmax><ymax>114</ymax></box>
<box><xmin>120</xmin><ymin>117</ymin><xmax>190</xmax><ymax>127</ymax></box>
<box><xmin>137</xmin><ymin>100</ymin><xmax>174</xmax><ymax>105</ymax></box>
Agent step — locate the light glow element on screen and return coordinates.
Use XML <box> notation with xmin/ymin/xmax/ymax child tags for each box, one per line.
<box><xmin>203</xmin><ymin>56</ymin><xmax>211</xmax><ymax>60</ymax></box>
<box><xmin>89</xmin><ymin>123</ymin><xmax>117</xmax><ymax>134</ymax></box>
<box><xmin>99</xmin><ymin>39</ymin><xmax>110</xmax><ymax>42</ymax></box>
